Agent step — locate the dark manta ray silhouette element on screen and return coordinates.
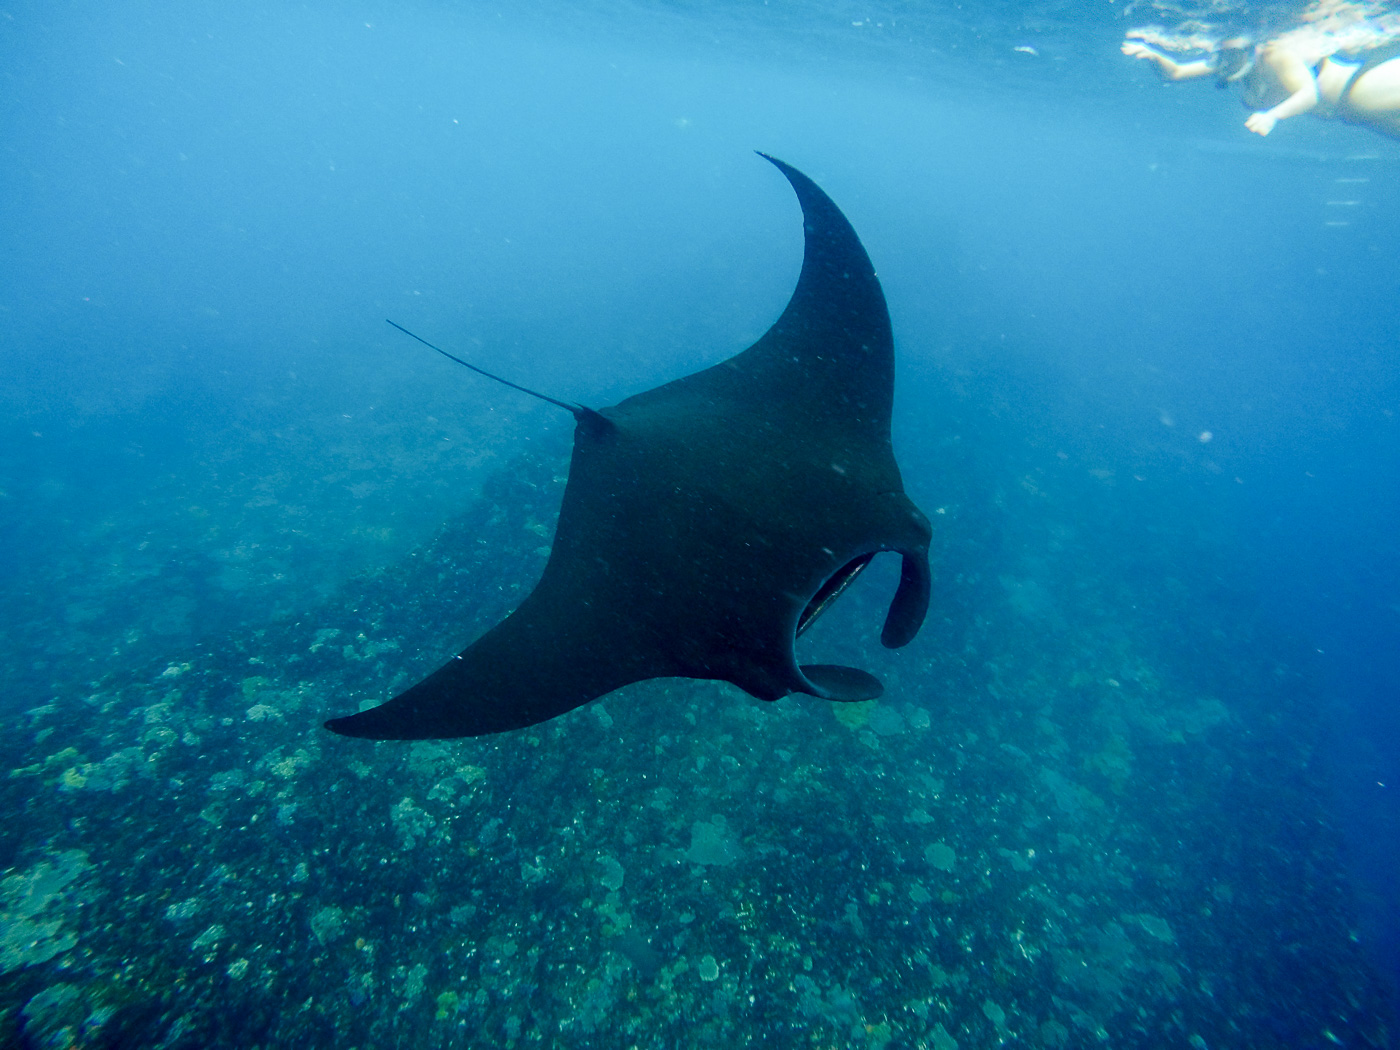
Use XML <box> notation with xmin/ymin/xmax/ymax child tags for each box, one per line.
<box><xmin>325</xmin><ymin>154</ymin><xmax>932</xmax><ymax>741</ymax></box>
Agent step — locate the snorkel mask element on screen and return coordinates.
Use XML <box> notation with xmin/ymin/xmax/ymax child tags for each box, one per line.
<box><xmin>1214</xmin><ymin>41</ymin><xmax>1256</xmax><ymax>87</ymax></box>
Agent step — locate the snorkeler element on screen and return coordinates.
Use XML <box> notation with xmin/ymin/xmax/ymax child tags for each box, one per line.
<box><xmin>1122</xmin><ymin>32</ymin><xmax>1400</xmax><ymax>141</ymax></box>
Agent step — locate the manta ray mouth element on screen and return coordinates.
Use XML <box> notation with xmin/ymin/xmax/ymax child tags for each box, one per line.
<box><xmin>797</xmin><ymin>553</ymin><xmax>875</xmax><ymax>638</ymax></box>
<box><xmin>789</xmin><ymin>545</ymin><xmax>931</xmax><ymax>704</ymax></box>
<box><xmin>791</xmin><ymin>553</ymin><xmax>883</xmax><ymax>703</ymax></box>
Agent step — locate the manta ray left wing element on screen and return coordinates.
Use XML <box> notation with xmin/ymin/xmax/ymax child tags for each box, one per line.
<box><xmin>326</xmin><ymin>154</ymin><xmax>932</xmax><ymax>740</ymax></box>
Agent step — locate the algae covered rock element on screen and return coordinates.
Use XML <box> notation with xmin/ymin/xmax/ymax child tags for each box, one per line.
<box><xmin>0</xmin><ymin>850</ymin><xmax>91</xmax><ymax>974</ymax></box>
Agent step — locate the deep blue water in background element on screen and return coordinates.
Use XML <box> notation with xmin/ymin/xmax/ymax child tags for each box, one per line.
<box><xmin>2</xmin><ymin>0</ymin><xmax>1397</xmax><ymax>1038</ymax></box>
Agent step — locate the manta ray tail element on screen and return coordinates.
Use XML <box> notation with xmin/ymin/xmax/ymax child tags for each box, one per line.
<box><xmin>385</xmin><ymin>319</ymin><xmax>610</xmax><ymax>429</ymax></box>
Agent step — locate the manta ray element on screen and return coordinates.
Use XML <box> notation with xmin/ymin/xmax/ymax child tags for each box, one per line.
<box><xmin>326</xmin><ymin>154</ymin><xmax>932</xmax><ymax>741</ymax></box>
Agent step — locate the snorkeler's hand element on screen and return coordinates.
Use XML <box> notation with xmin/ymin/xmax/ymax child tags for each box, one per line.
<box><xmin>1121</xmin><ymin>40</ymin><xmax>1185</xmax><ymax>80</ymax></box>
<box><xmin>1245</xmin><ymin>111</ymin><xmax>1278</xmax><ymax>136</ymax></box>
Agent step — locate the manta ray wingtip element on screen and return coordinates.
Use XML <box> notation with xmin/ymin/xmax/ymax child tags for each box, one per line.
<box><xmin>323</xmin><ymin>715</ymin><xmax>372</xmax><ymax>739</ymax></box>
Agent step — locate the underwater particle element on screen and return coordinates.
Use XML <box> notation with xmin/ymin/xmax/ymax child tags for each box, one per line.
<box><xmin>930</xmin><ymin>1022</ymin><xmax>959</xmax><ymax>1050</ymax></box>
<box><xmin>697</xmin><ymin>955</ymin><xmax>720</xmax><ymax>982</ymax></box>
<box><xmin>925</xmin><ymin>842</ymin><xmax>956</xmax><ymax>872</ymax></box>
<box><xmin>191</xmin><ymin>924</ymin><xmax>225</xmax><ymax>950</ymax></box>
<box><xmin>310</xmin><ymin>906</ymin><xmax>346</xmax><ymax>945</ymax></box>
<box><xmin>684</xmin><ymin>818</ymin><xmax>741</xmax><ymax>866</ymax></box>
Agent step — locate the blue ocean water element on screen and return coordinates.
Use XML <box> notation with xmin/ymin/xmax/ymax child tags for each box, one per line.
<box><xmin>1</xmin><ymin>1</ymin><xmax>1397</xmax><ymax>1046</ymax></box>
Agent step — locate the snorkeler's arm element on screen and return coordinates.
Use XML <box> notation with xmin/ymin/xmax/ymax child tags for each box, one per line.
<box><xmin>1245</xmin><ymin>45</ymin><xmax>1319</xmax><ymax>135</ymax></box>
<box><xmin>1121</xmin><ymin>41</ymin><xmax>1213</xmax><ymax>81</ymax></box>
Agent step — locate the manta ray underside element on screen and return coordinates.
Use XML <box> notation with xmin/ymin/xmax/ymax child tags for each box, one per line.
<box><xmin>325</xmin><ymin>154</ymin><xmax>932</xmax><ymax>741</ymax></box>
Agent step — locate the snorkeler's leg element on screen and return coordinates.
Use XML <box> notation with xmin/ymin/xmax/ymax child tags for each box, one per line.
<box><xmin>1344</xmin><ymin>58</ymin><xmax>1400</xmax><ymax>139</ymax></box>
<box><xmin>1350</xmin><ymin>59</ymin><xmax>1400</xmax><ymax>101</ymax></box>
